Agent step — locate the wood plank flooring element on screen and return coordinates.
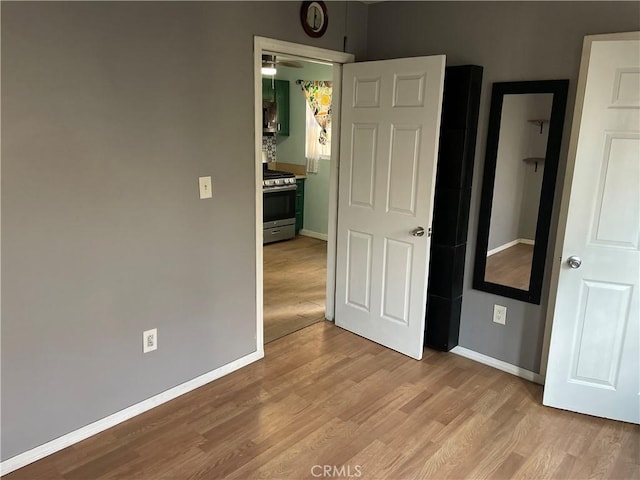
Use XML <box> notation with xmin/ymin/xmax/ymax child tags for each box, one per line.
<box><xmin>485</xmin><ymin>243</ymin><xmax>534</xmax><ymax>290</ymax></box>
<box><xmin>263</xmin><ymin>236</ymin><xmax>327</xmax><ymax>344</ymax></box>
<box><xmin>5</xmin><ymin>322</ymin><xmax>638</xmax><ymax>480</ymax></box>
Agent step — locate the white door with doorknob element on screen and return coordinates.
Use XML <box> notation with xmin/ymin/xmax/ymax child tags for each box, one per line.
<box><xmin>543</xmin><ymin>32</ymin><xmax>640</xmax><ymax>423</ymax></box>
<box><xmin>335</xmin><ymin>56</ymin><xmax>445</xmax><ymax>360</ymax></box>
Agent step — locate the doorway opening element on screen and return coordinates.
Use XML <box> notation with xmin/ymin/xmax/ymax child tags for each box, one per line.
<box><xmin>253</xmin><ymin>37</ymin><xmax>354</xmax><ymax>349</ymax></box>
<box><xmin>262</xmin><ymin>54</ymin><xmax>334</xmax><ymax>344</ymax></box>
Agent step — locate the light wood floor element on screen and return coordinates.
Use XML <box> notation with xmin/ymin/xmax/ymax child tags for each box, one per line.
<box><xmin>485</xmin><ymin>243</ymin><xmax>534</xmax><ymax>290</ymax></box>
<box><xmin>5</xmin><ymin>322</ymin><xmax>638</xmax><ymax>480</ymax></box>
<box><xmin>263</xmin><ymin>235</ymin><xmax>327</xmax><ymax>344</ymax></box>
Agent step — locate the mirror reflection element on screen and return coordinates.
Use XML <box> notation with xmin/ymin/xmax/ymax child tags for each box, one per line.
<box><xmin>473</xmin><ymin>80</ymin><xmax>569</xmax><ymax>305</ymax></box>
<box><xmin>485</xmin><ymin>93</ymin><xmax>553</xmax><ymax>290</ymax></box>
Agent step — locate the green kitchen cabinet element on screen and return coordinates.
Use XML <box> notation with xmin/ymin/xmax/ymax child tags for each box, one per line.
<box><xmin>274</xmin><ymin>79</ymin><xmax>289</xmax><ymax>136</ymax></box>
<box><xmin>295</xmin><ymin>178</ymin><xmax>305</xmax><ymax>235</ymax></box>
<box><xmin>262</xmin><ymin>78</ymin><xmax>274</xmax><ymax>102</ymax></box>
<box><xmin>262</xmin><ymin>78</ymin><xmax>289</xmax><ymax>136</ymax></box>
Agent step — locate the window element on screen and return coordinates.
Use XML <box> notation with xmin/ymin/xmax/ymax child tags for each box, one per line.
<box><xmin>305</xmin><ymin>101</ymin><xmax>332</xmax><ymax>162</ymax></box>
<box><xmin>300</xmin><ymin>80</ymin><xmax>333</xmax><ymax>173</ymax></box>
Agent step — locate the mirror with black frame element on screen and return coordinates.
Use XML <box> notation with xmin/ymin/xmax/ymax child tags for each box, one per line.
<box><xmin>473</xmin><ymin>80</ymin><xmax>569</xmax><ymax>304</ymax></box>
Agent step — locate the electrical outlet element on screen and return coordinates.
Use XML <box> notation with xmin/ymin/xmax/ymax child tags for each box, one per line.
<box><xmin>143</xmin><ymin>328</ymin><xmax>157</xmax><ymax>353</ymax></box>
<box><xmin>199</xmin><ymin>176</ymin><xmax>212</xmax><ymax>199</ymax></box>
<box><xmin>493</xmin><ymin>304</ymin><xmax>507</xmax><ymax>325</ymax></box>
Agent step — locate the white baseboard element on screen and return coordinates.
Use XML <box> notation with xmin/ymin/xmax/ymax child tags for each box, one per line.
<box><xmin>299</xmin><ymin>229</ymin><xmax>328</xmax><ymax>241</ymax></box>
<box><xmin>487</xmin><ymin>238</ymin><xmax>535</xmax><ymax>257</ymax></box>
<box><xmin>0</xmin><ymin>350</ymin><xmax>264</xmax><ymax>476</ymax></box>
<box><xmin>487</xmin><ymin>239</ymin><xmax>519</xmax><ymax>256</ymax></box>
<box><xmin>450</xmin><ymin>346</ymin><xmax>543</xmax><ymax>385</ymax></box>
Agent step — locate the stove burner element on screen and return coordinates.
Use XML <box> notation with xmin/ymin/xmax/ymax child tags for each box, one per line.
<box><xmin>263</xmin><ymin>169</ymin><xmax>296</xmax><ymax>179</ymax></box>
<box><xmin>263</xmin><ymin>167</ymin><xmax>296</xmax><ymax>187</ymax></box>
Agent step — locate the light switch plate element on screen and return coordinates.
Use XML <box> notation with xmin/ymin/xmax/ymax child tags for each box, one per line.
<box><xmin>199</xmin><ymin>176</ymin><xmax>212</xmax><ymax>199</ymax></box>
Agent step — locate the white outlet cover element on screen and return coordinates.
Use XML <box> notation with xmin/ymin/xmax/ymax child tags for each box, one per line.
<box><xmin>143</xmin><ymin>328</ymin><xmax>157</xmax><ymax>353</ymax></box>
<box><xmin>493</xmin><ymin>304</ymin><xmax>507</xmax><ymax>325</ymax></box>
<box><xmin>199</xmin><ymin>176</ymin><xmax>212</xmax><ymax>199</ymax></box>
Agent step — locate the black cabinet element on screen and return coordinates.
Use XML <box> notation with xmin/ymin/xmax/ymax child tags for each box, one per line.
<box><xmin>425</xmin><ymin>65</ymin><xmax>483</xmax><ymax>352</ymax></box>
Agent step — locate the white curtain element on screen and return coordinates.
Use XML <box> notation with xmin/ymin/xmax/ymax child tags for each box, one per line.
<box><xmin>305</xmin><ymin>102</ymin><xmax>321</xmax><ymax>173</ymax></box>
<box><xmin>300</xmin><ymin>80</ymin><xmax>332</xmax><ymax>174</ymax></box>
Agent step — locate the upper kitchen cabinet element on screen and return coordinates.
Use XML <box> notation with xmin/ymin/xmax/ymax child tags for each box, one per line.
<box><xmin>275</xmin><ymin>80</ymin><xmax>289</xmax><ymax>136</ymax></box>
<box><xmin>262</xmin><ymin>78</ymin><xmax>289</xmax><ymax>136</ymax></box>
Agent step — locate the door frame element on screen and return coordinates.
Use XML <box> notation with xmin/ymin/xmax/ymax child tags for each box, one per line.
<box><xmin>254</xmin><ymin>37</ymin><xmax>354</xmax><ymax>350</ymax></box>
<box><xmin>539</xmin><ymin>31</ymin><xmax>640</xmax><ymax>381</ymax></box>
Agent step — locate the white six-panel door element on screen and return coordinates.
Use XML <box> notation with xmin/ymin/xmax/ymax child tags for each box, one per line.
<box><xmin>543</xmin><ymin>33</ymin><xmax>640</xmax><ymax>423</ymax></box>
<box><xmin>335</xmin><ymin>56</ymin><xmax>445</xmax><ymax>360</ymax></box>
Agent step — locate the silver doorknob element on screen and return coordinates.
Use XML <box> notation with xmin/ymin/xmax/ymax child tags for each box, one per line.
<box><xmin>567</xmin><ymin>256</ymin><xmax>582</xmax><ymax>269</ymax></box>
<box><xmin>411</xmin><ymin>226</ymin><xmax>425</xmax><ymax>237</ymax></box>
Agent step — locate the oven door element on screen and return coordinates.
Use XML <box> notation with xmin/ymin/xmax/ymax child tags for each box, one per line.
<box><xmin>263</xmin><ymin>184</ymin><xmax>296</xmax><ymax>225</ymax></box>
<box><xmin>263</xmin><ymin>184</ymin><xmax>297</xmax><ymax>244</ymax></box>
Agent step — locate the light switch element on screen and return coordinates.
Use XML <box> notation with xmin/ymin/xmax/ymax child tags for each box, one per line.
<box><xmin>199</xmin><ymin>176</ymin><xmax>212</xmax><ymax>199</ymax></box>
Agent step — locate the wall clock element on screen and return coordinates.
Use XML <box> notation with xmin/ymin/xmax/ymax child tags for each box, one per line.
<box><xmin>300</xmin><ymin>1</ymin><xmax>328</xmax><ymax>38</ymax></box>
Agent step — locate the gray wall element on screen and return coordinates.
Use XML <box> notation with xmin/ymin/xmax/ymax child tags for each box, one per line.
<box><xmin>518</xmin><ymin>162</ymin><xmax>544</xmax><ymax>241</ymax></box>
<box><xmin>274</xmin><ymin>62</ymin><xmax>333</xmax><ymax>235</ymax></box>
<box><xmin>366</xmin><ymin>1</ymin><xmax>640</xmax><ymax>372</ymax></box>
<box><xmin>1</xmin><ymin>1</ymin><xmax>367</xmax><ymax>461</ymax></box>
<box><xmin>518</xmin><ymin>97</ymin><xmax>552</xmax><ymax>241</ymax></box>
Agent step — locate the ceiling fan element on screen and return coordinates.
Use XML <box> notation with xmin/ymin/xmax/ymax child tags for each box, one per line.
<box><xmin>262</xmin><ymin>54</ymin><xmax>303</xmax><ymax>75</ymax></box>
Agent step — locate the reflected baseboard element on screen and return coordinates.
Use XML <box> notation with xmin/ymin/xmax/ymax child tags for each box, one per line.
<box><xmin>487</xmin><ymin>238</ymin><xmax>534</xmax><ymax>257</ymax></box>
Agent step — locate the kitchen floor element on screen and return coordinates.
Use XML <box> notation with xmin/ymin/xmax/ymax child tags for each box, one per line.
<box><xmin>263</xmin><ymin>235</ymin><xmax>327</xmax><ymax>343</ymax></box>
